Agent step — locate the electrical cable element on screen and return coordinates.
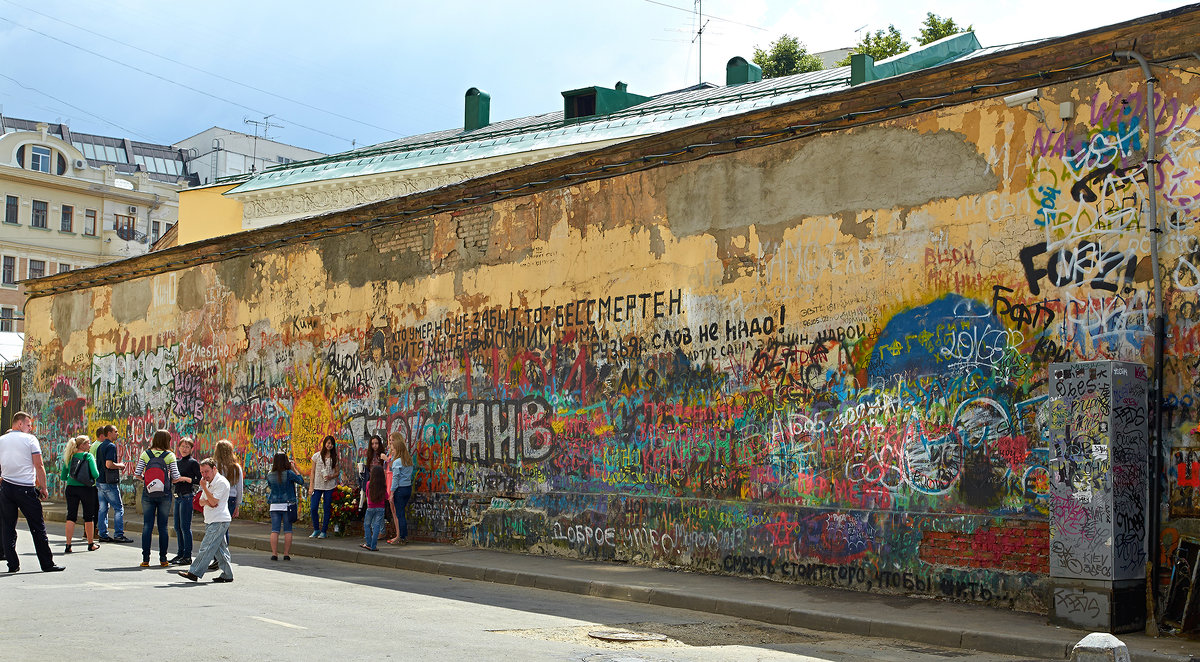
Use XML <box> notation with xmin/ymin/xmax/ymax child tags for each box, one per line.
<box><xmin>0</xmin><ymin>14</ymin><xmax>357</xmax><ymax>146</ymax></box>
<box><xmin>642</xmin><ymin>0</ymin><xmax>770</xmax><ymax>33</ymax></box>
<box><xmin>0</xmin><ymin>0</ymin><xmax>400</xmax><ymax>137</ymax></box>
<box><xmin>0</xmin><ymin>71</ymin><xmax>156</xmax><ymax>140</ymax></box>
<box><xmin>31</xmin><ymin>49</ymin><xmax>1168</xmax><ymax>296</ymax></box>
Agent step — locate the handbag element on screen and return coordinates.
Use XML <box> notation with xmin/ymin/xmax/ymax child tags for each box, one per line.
<box><xmin>192</xmin><ymin>490</ymin><xmax>203</xmax><ymax>513</ymax></box>
<box><xmin>287</xmin><ymin>502</ymin><xmax>299</xmax><ymax>524</ymax></box>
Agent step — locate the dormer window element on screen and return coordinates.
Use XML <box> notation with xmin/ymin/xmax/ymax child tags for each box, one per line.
<box><xmin>565</xmin><ymin>93</ymin><xmax>597</xmax><ymax>120</ymax></box>
<box><xmin>30</xmin><ymin>145</ymin><xmax>51</xmax><ymax>173</ymax></box>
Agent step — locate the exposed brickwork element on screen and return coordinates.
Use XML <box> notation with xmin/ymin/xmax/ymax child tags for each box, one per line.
<box><xmin>454</xmin><ymin>208</ymin><xmax>492</xmax><ymax>255</ymax></box>
<box><xmin>374</xmin><ymin>218</ymin><xmax>430</xmax><ymax>256</ymax></box>
<box><xmin>919</xmin><ymin>520</ymin><xmax>1049</xmax><ymax>574</ymax></box>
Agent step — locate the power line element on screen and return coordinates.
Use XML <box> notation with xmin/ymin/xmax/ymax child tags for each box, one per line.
<box><xmin>642</xmin><ymin>0</ymin><xmax>771</xmax><ymax>32</ymax></box>
<box><xmin>0</xmin><ymin>71</ymin><xmax>157</xmax><ymax>140</ymax></box>
<box><xmin>0</xmin><ymin>0</ymin><xmax>401</xmax><ymax>137</ymax></box>
<box><xmin>0</xmin><ymin>14</ymin><xmax>358</xmax><ymax>146</ymax></box>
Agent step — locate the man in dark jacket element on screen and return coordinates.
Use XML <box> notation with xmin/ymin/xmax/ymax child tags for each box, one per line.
<box><xmin>169</xmin><ymin>437</ymin><xmax>202</xmax><ymax>566</ymax></box>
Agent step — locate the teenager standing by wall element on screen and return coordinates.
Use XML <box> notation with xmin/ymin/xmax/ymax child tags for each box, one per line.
<box><xmin>170</xmin><ymin>438</ymin><xmax>201</xmax><ymax>566</ymax></box>
<box><xmin>309</xmin><ymin>436</ymin><xmax>338</xmax><ymax>538</ymax></box>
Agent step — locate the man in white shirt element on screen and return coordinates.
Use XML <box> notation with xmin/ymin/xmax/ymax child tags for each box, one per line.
<box><xmin>0</xmin><ymin>411</ymin><xmax>64</xmax><ymax>572</ymax></box>
<box><xmin>176</xmin><ymin>458</ymin><xmax>233</xmax><ymax>583</ymax></box>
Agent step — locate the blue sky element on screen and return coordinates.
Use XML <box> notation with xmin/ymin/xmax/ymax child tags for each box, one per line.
<box><xmin>0</xmin><ymin>0</ymin><xmax>1187</xmax><ymax>155</ymax></box>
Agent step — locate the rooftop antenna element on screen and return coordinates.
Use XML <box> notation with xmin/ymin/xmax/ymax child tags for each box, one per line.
<box><xmin>244</xmin><ymin>114</ymin><xmax>283</xmax><ymax>172</ymax></box>
<box><xmin>692</xmin><ymin>0</ymin><xmax>709</xmax><ymax>85</ymax></box>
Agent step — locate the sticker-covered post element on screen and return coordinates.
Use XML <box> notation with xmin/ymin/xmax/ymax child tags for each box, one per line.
<box><xmin>1048</xmin><ymin>361</ymin><xmax>1149</xmax><ymax>633</ymax></box>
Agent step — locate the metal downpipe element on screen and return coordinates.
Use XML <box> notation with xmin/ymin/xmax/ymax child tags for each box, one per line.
<box><xmin>1114</xmin><ymin>49</ymin><xmax>1163</xmax><ymax>631</ymax></box>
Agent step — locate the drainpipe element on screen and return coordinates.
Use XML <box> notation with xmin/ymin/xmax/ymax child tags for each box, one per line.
<box><xmin>1114</xmin><ymin>49</ymin><xmax>1163</xmax><ymax>632</ymax></box>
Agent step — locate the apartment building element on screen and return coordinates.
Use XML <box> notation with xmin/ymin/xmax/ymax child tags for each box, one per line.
<box><xmin>0</xmin><ymin>117</ymin><xmax>190</xmax><ymax>333</ymax></box>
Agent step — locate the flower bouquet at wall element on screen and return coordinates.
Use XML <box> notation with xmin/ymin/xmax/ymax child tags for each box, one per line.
<box><xmin>329</xmin><ymin>484</ymin><xmax>360</xmax><ymax>536</ymax></box>
<box><xmin>237</xmin><ymin>489</ymin><xmax>270</xmax><ymax>522</ymax></box>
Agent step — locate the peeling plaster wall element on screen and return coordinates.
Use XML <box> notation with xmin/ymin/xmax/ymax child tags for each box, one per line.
<box><xmin>22</xmin><ymin>67</ymin><xmax>1200</xmax><ymax>612</ymax></box>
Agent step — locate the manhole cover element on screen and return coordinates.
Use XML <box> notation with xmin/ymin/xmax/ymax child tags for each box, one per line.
<box><xmin>588</xmin><ymin>631</ymin><xmax>669</xmax><ymax>642</ymax></box>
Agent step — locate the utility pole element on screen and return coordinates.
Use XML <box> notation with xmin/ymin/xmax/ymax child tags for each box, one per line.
<box><xmin>244</xmin><ymin>114</ymin><xmax>283</xmax><ymax>172</ymax></box>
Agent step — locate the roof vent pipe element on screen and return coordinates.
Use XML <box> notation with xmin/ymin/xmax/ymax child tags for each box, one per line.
<box><xmin>726</xmin><ymin>56</ymin><xmax>762</xmax><ymax>85</ymax></box>
<box><xmin>464</xmin><ymin>87</ymin><xmax>491</xmax><ymax>131</ymax></box>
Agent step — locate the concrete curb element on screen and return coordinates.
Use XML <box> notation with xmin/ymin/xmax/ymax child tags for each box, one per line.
<box><xmin>37</xmin><ymin>506</ymin><xmax>1198</xmax><ymax>662</ymax></box>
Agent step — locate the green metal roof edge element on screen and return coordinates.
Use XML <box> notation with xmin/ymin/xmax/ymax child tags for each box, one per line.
<box><xmin>867</xmin><ymin>31</ymin><xmax>982</xmax><ymax>82</ymax></box>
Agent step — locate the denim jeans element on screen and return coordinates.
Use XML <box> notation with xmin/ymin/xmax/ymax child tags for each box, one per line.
<box><xmin>392</xmin><ymin>485</ymin><xmax>412</xmax><ymax>541</ymax></box>
<box><xmin>173</xmin><ymin>492</ymin><xmax>194</xmax><ymax>557</ymax></box>
<box><xmin>188</xmin><ymin>521</ymin><xmax>232</xmax><ymax>579</ymax></box>
<box><xmin>141</xmin><ymin>493</ymin><xmax>172</xmax><ymax>562</ymax></box>
<box><xmin>270</xmin><ymin>506</ymin><xmax>295</xmax><ymax>534</ymax></box>
<box><xmin>363</xmin><ymin>507</ymin><xmax>384</xmax><ymax>549</ymax></box>
<box><xmin>96</xmin><ymin>483</ymin><xmax>124</xmax><ymax>538</ymax></box>
<box><xmin>310</xmin><ymin>489</ymin><xmax>333</xmax><ymax>534</ymax></box>
<box><xmin>225</xmin><ymin>496</ymin><xmax>238</xmax><ymax>543</ymax></box>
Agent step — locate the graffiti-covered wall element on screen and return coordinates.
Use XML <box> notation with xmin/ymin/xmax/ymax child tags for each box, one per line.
<box><xmin>21</xmin><ymin>61</ymin><xmax>1200</xmax><ymax>612</ymax></box>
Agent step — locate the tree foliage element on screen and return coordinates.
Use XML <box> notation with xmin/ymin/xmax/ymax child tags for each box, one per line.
<box><xmin>835</xmin><ymin>25</ymin><xmax>909</xmax><ymax>67</ymax></box>
<box><xmin>752</xmin><ymin>34</ymin><xmax>824</xmax><ymax>79</ymax></box>
<box><xmin>916</xmin><ymin>12</ymin><xmax>972</xmax><ymax>45</ymax></box>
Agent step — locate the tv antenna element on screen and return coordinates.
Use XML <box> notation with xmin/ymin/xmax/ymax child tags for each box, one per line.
<box><xmin>692</xmin><ymin>0</ymin><xmax>709</xmax><ymax>84</ymax></box>
<box><xmin>244</xmin><ymin>114</ymin><xmax>283</xmax><ymax>172</ymax></box>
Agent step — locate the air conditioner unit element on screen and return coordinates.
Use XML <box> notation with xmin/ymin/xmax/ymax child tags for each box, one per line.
<box><xmin>127</xmin><ymin>206</ymin><xmax>137</xmax><ymax>215</ymax></box>
<box><xmin>72</xmin><ymin>158</ymin><xmax>86</xmax><ymax>170</ymax></box>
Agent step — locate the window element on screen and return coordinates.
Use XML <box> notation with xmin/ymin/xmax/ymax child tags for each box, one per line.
<box><xmin>31</xmin><ymin>200</ymin><xmax>47</xmax><ymax>228</ymax></box>
<box><xmin>57</xmin><ymin>263</ymin><xmax>71</xmax><ymax>273</ymax></box>
<box><xmin>60</xmin><ymin>205</ymin><xmax>73</xmax><ymax>232</ymax></box>
<box><xmin>4</xmin><ymin>196</ymin><xmax>16</xmax><ymax>224</ymax></box>
<box><xmin>0</xmin><ymin>307</ymin><xmax>11</xmax><ymax>332</ymax></box>
<box><xmin>277</xmin><ymin>156</ymin><xmax>294</xmax><ymax>164</ymax></box>
<box><xmin>30</xmin><ymin>145</ymin><xmax>51</xmax><ymax>173</ymax></box>
<box><xmin>84</xmin><ymin>209</ymin><xmax>97</xmax><ymax>235</ymax></box>
<box><xmin>114</xmin><ymin>214</ymin><xmax>136</xmax><ymax>240</ymax></box>
<box><xmin>28</xmin><ymin>259</ymin><xmax>44</xmax><ymax>280</ymax></box>
<box><xmin>151</xmin><ymin>221</ymin><xmax>161</xmax><ymax>243</ymax></box>
<box><xmin>1</xmin><ymin>256</ymin><xmax>13</xmax><ymax>285</ymax></box>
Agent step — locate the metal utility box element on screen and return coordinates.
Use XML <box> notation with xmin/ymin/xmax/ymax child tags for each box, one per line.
<box><xmin>1047</xmin><ymin>361</ymin><xmax>1149</xmax><ymax>633</ymax></box>
<box><xmin>1</xmin><ymin>362</ymin><xmax>19</xmax><ymax>432</ymax></box>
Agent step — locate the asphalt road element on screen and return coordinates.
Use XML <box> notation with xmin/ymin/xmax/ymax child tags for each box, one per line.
<box><xmin>1</xmin><ymin>524</ymin><xmax>1048</xmax><ymax>662</ymax></box>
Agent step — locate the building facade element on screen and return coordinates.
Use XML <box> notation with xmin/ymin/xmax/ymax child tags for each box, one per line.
<box><xmin>18</xmin><ymin>7</ymin><xmax>1200</xmax><ymax>620</ymax></box>
<box><xmin>174</xmin><ymin>127</ymin><xmax>325</xmax><ymax>187</ymax></box>
<box><xmin>0</xmin><ymin>118</ymin><xmax>188</xmax><ymax>334</ymax></box>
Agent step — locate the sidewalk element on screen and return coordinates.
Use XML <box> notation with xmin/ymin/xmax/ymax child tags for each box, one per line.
<box><xmin>40</xmin><ymin>501</ymin><xmax>1199</xmax><ymax>662</ymax></box>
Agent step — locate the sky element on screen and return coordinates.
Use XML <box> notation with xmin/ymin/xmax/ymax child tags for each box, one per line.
<box><xmin>0</xmin><ymin>0</ymin><xmax>1190</xmax><ymax>156</ymax></box>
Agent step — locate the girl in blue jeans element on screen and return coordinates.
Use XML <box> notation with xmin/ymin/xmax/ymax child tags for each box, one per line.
<box><xmin>266</xmin><ymin>453</ymin><xmax>306</xmax><ymax>560</ymax></box>
<box><xmin>309</xmin><ymin>436</ymin><xmax>339</xmax><ymax>537</ymax></box>
<box><xmin>388</xmin><ymin>433</ymin><xmax>415</xmax><ymax>544</ymax></box>
<box><xmin>133</xmin><ymin>430</ymin><xmax>181</xmax><ymax>567</ymax></box>
<box><xmin>360</xmin><ymin>465</ymin><xmax>386</xmax><ymax>551</ymax></box>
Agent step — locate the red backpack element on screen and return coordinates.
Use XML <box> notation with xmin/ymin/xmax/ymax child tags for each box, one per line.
<box><xmin>143</xmin><ymin>450</ymin><xmax>169</xmax><ymax>495</ymax></box>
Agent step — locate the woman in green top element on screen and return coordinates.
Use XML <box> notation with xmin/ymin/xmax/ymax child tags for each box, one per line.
<box><xmin>60</xmin><ymin>434</ymin><xmax>100</xmax><ymax>552</ymax></box>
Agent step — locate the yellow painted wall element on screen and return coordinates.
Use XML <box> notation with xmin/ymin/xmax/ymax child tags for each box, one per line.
<box><xmin>176</xmin><ymin>183</ymin><xmax>243</xmax><ymax>244</ymax></box>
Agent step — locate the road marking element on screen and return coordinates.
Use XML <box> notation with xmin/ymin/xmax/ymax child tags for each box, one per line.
<box><xmin>252</xmin><ymin>616</ymin><xmax>307</xmax><ymax>630</ymax></box>
<box><xmin>14</xmin><ymin>580</ymin><xmax>156</xmax><ymax>590</ymax></box>
<box><xmin>86</xmin><ymin>581</ymin><xmax>129</xmax><ymax>591</ymax></box>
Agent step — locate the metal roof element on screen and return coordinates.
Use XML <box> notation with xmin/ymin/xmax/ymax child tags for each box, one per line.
<box><xmin>227</xmin><ymin>35</ymin><xmax>1027</xmax><ymax>196</ymax></box>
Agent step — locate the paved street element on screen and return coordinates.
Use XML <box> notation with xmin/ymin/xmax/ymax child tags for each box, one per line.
<box><xmin>1</xmin><ymin>524</ymin><xmax>1047</xmax><ymax>662</ymax></box>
